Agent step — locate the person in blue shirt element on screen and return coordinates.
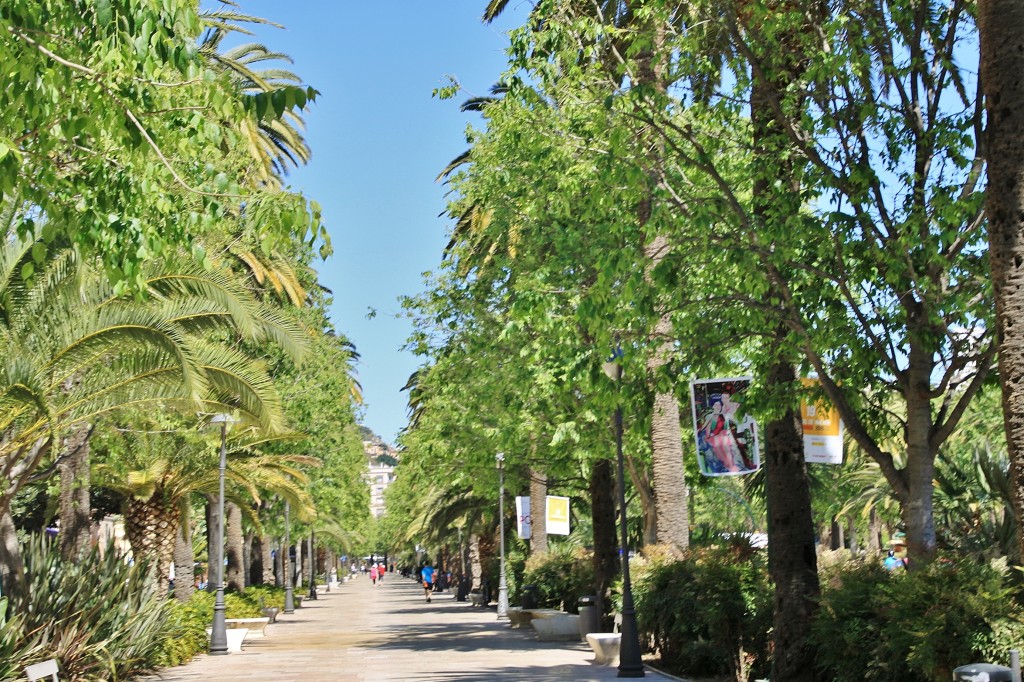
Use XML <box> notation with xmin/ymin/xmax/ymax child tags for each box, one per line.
<box><xmin>883</xmin><ymin>550</ymin><xmax>906</xmax><ymax>571</ymax></box>
<box><xmin>420</xmin><ymin>562</ymin><xmax>435</xmax><ymax>603</ymax></box>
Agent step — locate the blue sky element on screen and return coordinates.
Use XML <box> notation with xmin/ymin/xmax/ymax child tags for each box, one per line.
<box><xmin>229</xmin><ymin>2</ymin><xmax>530</xmax><ymax>444</ymax></box>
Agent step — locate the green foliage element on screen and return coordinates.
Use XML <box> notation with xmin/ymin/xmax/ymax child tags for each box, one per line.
<box><xmin>2</xmin><ymin>534</ymin><xmax>172</xmax><ymax>680</ymax></box>
<box><xmin>151</xmin><ymin>586</ymin><xmax>287</xmax><ymax>667</ymax></box>
<box><xmin>629</xmin><ymin>544</ymin><xmax>772</xmax><ymax>680</ymax></box>
<box><xmin>812</xmin><ymin>556</ymin><xmax>1024</xmax><ymax>681</ymax></box>
<box><xmin>521</xmin><ymin>544</ymin><xmax>595</xmax><ymax>613</ymax></box>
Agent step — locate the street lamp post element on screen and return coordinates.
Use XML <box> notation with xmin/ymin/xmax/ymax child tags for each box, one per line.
<box><xmin>283</xmin><ymin>501</ymin><xmax>295</xmax><ymax>614</ymax></box>
<box><xmin>603</xmin><ymin>356</ymin><xmax>645</xmax><ymax>678</ymax></box>
<box><xmin>208</xmin><ymin>413</ymin><xmax>233</xmax><ymax>655</ymax></box>
<box><xmin>496</xmin><ymin>452</ymin><xmax>509</xmax><ymax>619</ymax></box>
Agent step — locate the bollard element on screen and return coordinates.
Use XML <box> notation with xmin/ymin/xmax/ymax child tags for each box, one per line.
<box><xmin>1012</xmin><ymin>650</ymin><xmax>1021</xmax><ymax>682</ymax></box>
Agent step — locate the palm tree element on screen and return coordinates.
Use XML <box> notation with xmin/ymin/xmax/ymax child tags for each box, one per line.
<box><xmin>0</xmin><ymin>224</ymin><xmax>307</xmax><ymax>596</ymax></box>
<box><xmin>198</xmin><ymin>4</ymin><xmax>312</xmax><ymax>187</ymax></box>
<box><xmin>95</xmin><ymin>423</ymin><xmax>315</xmax><ymax>598</ymax></box>
<box><xmin>978</xmin><ymin>0</ymin><xmax>1024</xmax><ymax>558</ymax></box>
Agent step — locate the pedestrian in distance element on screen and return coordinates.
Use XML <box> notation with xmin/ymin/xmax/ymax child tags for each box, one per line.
<box><xmin>376</xmin><ymin>562</ymin><xmax>385</xmax><ymax>586</ymax></box>
<box><xmin>420</xmin><ymin>562</ymin><xmax>435</xmax><ymax>603</ymax></box>
<box><xmin>370</xmin><ymin>563</ymin><xmax>379</xmax><ymax>585</ymax></box>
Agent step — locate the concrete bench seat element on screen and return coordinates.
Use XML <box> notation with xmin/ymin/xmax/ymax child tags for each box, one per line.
<box><xmin>226</xmin><ymin>617</ymin><xmax>270</xmax><ymax>637</ymax></box>
<box><xmin>206</xmin><ymin>627</ymin><xmax>249</xmax><ymax>652</ymax></box>
<box><xmin>506</xmin><ymin>607</ymin><xmax>564</xmax><ymax>629</ymax></box>
<box><xmin>261</xmin><ymin>606</ymin><xmax>279</xmax><ymax>623</ymax></box>
<box><xmin>586</xmin><ymin>633</ymin><xmax>621</xmax><ymax>665</ymax></box>
<box><xmin>531</xmin><ymin>614</ymin><xmax>580</xmax><ymax>641</ymax></box>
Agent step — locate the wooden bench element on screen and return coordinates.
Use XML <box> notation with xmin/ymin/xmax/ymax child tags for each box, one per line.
<box><xmin>226</xmin><ymin>617</ymin><xmax>270</xmax><ymax>637</ymax></box>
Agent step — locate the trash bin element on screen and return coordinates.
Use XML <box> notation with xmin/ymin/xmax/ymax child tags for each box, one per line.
<box><xmin>521</xmin><ymin>584</ymin><xmax>538</xmax><ymax>609</ymax></box>
<box><xmin>577</xmin><ymin>595</ymin><xmax>600</xmax><ymax>641</ymax></box>
<box><xmin>953</xmin><ymin>663</ymin><xmax>1013</xmax><ymax>681</ymax></box>
<box><xmin>456</xmin><ymin>576</ymin><xmax>470</xmax><ymax>602</ymax></box>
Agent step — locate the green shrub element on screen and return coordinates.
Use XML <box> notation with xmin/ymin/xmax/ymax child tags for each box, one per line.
<box><xmin>2</xmin><ymin>534</ymin><xmax>173</xmax><ymax>680</ymax></box>
<box><xmin>812</xmin><ymin>555</ymin><xmax>1024</xmax><ymax>681</ymax></box>
<box><xmin>630</xmin><ymin>542</ymin><xmax>772</xmax><ymax>681</ymax></box>
<box><xmin>521</xmin><ymin>544</ymin><xmax>595</xmax><ymax>613</ymax></box>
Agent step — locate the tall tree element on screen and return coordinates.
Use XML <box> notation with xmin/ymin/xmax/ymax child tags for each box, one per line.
<box><xmin>978</xmin><ymin>0</ymin><xmax>1024</xmax><ymax>559</ymax></box>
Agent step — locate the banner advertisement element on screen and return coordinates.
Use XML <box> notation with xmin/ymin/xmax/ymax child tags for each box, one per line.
<box><xmin>801</xmin><ymin>380</ymin><xmax>844</xmax><ymax>464</ymax></box>
<box><xmin>545</xmin><ymin>495</ymin><xmax>570</xmax><ymax>535</ymax></box>
<box><xmin>515</xmin><ymin>496</ymin><xmax>532</xmax><ymax>539</ymax></box>
<box><xmin>690</xmin><ymin>377</ymin><xmax>761</xmax><ymax>477</ymax></box>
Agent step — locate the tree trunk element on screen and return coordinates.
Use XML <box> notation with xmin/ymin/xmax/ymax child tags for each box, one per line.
<box><xmin>762</xmin><ymin>358</ymin><xmax>820</xmax><ymax>682</ymax></box>
<box><xmin>529</xmin><ymin>467</ymin><xmax>548</xmax><ymax>554</ymax></box>
<box><xmin>225</xmin><ymin>501</ymin><xmax>244</xmax><ymax>591</ymax></box>
<box><xmin>0</xmin><ymin>507</ymin><xmax>25</xmax><ymax>600</ymax></box>
<box><xmin>748</xmin><ymin>2</ymin><xmax>822</xmax><ymax>661</ymax></box>
<box><xmin>847</xmin><ymin>516</ymin><xmax>859</xmax><ymax>554</ymax></box>
<box><xmin>248</xmin><ymin>532</ymin><xmax>261</xmax><ymax>586</ymax></box>
<box><xmin>978</xmin><ymin>0</ymin><xmax>1024</xmax><ymax>565</ymax></box>
<box><xmin>643</xmin><ymin>235</ymin><xmax>689</xmax><ymax>557</ymax></box>
<box><xmin>295</xmin><ymin>536</ymin><xmax>303</xmax><ymax>588</ymax></box>
<box><xmin>205</xmin><ymin>494</ymin><xmax>219</xmax><ymax>594</ymax></box>
<box><xmin>173</xmin><ymin>512</ymin><xmax>195</xmax><ymax>602</ymax></box>
<box><xmin>261</xmin><ymin>534</ymin><xmax>274</xmax><ymax>585</ymax></box>
<box><xmin>623</xmin><ymin>450</ymin><xmax>658</xmax><ymax>547</ymax></box>
<box><xmin>469</xmin><ymin>533</ymin><xmax>482</xmax><ymax>591</ymax></box>
<box><xmin>867</xmin><ymin>508</ymin><xmax>882</xmax><ymax>552</ymax></box>
<box><xmin>123</xmin><ymin>495</ymin><xmax>178</xmax><ymax>597</ymax></box>
<box><xmin>590</xmin><ymin>457</ymin><xmax>618</xmax><ymax>622</ymax></box>
<box><xmin>58</xmin><ymin>422</ymin><xmax>93</xmax><ymax>560</ymax></box>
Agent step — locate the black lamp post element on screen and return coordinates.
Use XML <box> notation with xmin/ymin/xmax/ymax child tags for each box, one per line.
<box><xmin>603</xmin><ymin>355</ymin><xmax>645</xmax><ymax>678</ymax></box>
<box><xmin>496</xmin><ymin>452</ymin><xmax>509</xmax><ymax>619</ymax></box>
<box><xmin>208</xmin><ymin>413</ymin><xmax>234</xmax><ymax>655</ymax></box>
<box><xmin>283</xmin><ymin>501</ymin><xmax>295</xmax><ymax>614</ymax></box>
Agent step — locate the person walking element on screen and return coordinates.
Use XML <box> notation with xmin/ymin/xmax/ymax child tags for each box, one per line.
<box><xmin>370</xmin><ymin>563</ymin><xmax>379</xmax><ymax>586</ymax></box>
<box><xmin>376</xmin><ymin>562</ymin><xmax>385</xmax><ymax>586</ymax></box>
<box><xmin>420</xmin><ymin>562</ymin><xmax>435</xmax><ymax>603</ymax></box>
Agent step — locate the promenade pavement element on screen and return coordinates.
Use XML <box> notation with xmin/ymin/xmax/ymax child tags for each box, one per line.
<box><xmin>138</xmin><ymin>573</ymin><xmax>679</xmax><ymax>682</ymax></box>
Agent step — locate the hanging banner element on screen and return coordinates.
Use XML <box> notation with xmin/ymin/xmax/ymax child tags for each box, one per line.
<box><xmin>801</xmin><ymin>379</ymin><xmax>844</xmax><ymax>464</ymax></box>
<box><xmin>515</xmin><ymin>496</ymin><xmax>532</xmax><ymax>539</ymax></box>
<box><xmin>545</xmin><ymin>496</ymin><xmax>570</xmax><ymax>535</ymax></box>
<box><xmin>690</xmin><ymin>377</ymin><xmax>761</xmax><ymax>476</ymax></box>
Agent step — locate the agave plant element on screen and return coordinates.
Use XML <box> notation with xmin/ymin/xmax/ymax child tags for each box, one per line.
<box><xmin>4</xmin><ymin>534</ymin><xmax>173</xmax><ymax>680</ymax></box>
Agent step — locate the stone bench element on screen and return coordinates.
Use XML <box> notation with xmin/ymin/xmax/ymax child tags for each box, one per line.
<box><xmin>261</xmin><ymin>606</ymin><xmax>279</xmax><ymax>623</ymax></box>
<box><xmin>226</xmin><ymin>617</ymin><xmax>270</xmax><ymax>637</ymax></box>
<box><xmin>586</xmin><ymin>633</ymin><xmax>621</xmax><ymax>665</ymax></box>
<box><xmin>506</xmin><ymin>607</ymin><xmax>563</xmax><ymax>629</ymax></box>
<box><xmin>206</xmin><ymin>627</ymin><xmax>249</xmax><ymax>652</ymax></box>
<box><xmin>531</xmin><ymin>614</ymin><xmax>581</xmax><ymax>641</ymax></box>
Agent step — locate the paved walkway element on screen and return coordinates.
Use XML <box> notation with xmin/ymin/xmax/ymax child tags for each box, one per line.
<box><xmin>139</xmin><ymin>574</ymin><xmax>677</xmax><ymax>681</ymax></box>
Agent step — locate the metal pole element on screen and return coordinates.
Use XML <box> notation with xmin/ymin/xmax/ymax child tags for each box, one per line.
<box><xmin>614</xmin><ymin>377</ymin><xmax>644</xmax><ymax>677</ymax></box>
<box><xmin>283</xmin><ymin>502</ymin><xmax>295</xmax><ymax>613</ymax></box>
<box><xmin>496</xmin><ymin>452</ymin><xmax>509</xmax><ymax>619</ymax></box>
<box><xmin>1011</xmin><ymin>649</ymin><xmax>1021</xmax><ymax>682</ymax></box>
<box><xmin>209</xmin><ymin>419</ymin><xmax>229</xmax><ymax>655</ymax></box>
<box><xmin>307</xmin><ymin>530</ymin><xmax>317</xmax><ymax>599</ymax></box>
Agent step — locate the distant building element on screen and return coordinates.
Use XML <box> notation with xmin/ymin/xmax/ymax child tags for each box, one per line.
<box><xmin>363</xmin><ymin>436</ymin><xmax>398</xmax><ymax>518</ymax></box>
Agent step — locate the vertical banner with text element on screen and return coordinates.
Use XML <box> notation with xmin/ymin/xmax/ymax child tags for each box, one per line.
<box><xmin>515</xmin><ymin>496</ymin><xmax>532</xmax><ymax>539</ymax></box>
<box><xmin>801</xmin><ymin>379</ymin><xmax>844</xmax><ymax>464</ymax></box>
<box><xmin>545</xmin><ymin>496</ymin><xmax>570</xmax><ymax>535</ymax></box>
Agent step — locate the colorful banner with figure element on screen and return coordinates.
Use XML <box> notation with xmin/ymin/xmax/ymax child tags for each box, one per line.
<box><xmin>690</xmin><ymin>377</ymin><xmax>761</xmax><ymax>476</ymax></box>
<box><xmin>545</xmin><ymin>496</ymin><xmax>570</xmax><ymax>535</ymax></box>
<box><xmin>515</xmin><ymin>496</ymin><xmax>532</xmax><ymax>539</ymax></box>
<box><xmin>801</xmin><ymin>379</ymin><xmax>844</xmax><ymax>464</ymax></box>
